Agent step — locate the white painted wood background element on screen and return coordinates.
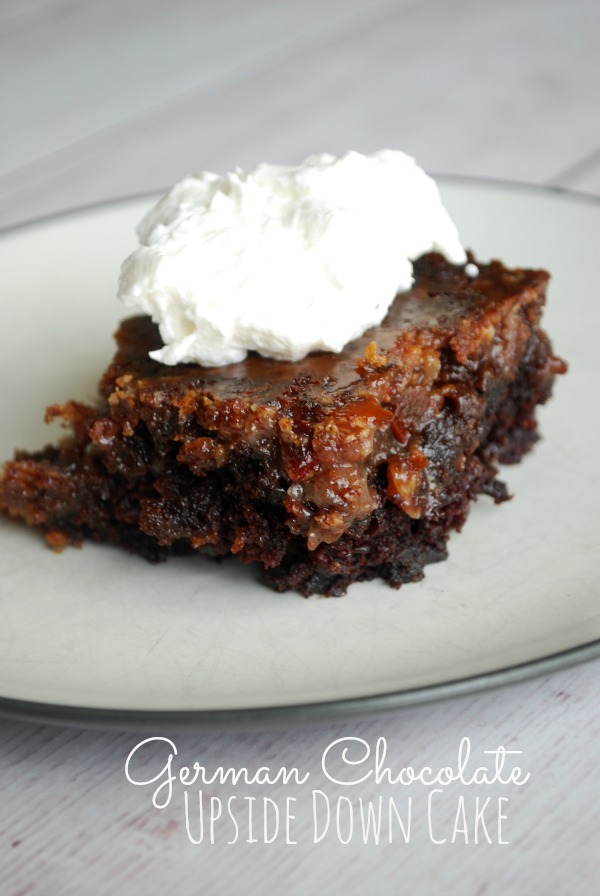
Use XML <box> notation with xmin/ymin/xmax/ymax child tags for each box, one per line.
<box><xmin>1</xmin><ymin>1</ymin><xmax>599</xmax><ymax>894</ymax></box>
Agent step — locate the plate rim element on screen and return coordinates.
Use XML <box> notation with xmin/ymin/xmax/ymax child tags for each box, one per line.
<box><xmin>1</xmin><ymin>640</ymin><xmax>599</xmax><ymax>730</ymax></box>
<box><xmin>1</xmin><ymin>176</ymin><xmax>599</xmax><ymax>730</ymax></box>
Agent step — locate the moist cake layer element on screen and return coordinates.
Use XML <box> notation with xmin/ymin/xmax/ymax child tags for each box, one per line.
<box><xmin>0</xmin><ymin>253</ymin><xmax>566</xmax><ymax>595</ymax></box>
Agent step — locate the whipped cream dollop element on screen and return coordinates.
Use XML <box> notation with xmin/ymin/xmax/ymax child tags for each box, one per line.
<box><xmin>118</xmin><ymin>150</ymin><xmax>466</xmax><ymax>366</ymax></box>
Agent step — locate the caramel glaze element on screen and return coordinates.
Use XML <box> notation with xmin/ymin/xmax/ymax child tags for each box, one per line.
<box><xmin>67</xmin><ymin>252</ymin><xmax>563</xmax><ymax>552</ymax></box>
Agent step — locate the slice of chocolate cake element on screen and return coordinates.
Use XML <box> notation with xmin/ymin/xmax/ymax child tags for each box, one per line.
<box><xmin>0</xmin><ymin>252</ymin><xmax>566</xmax><ymax>595</ymax></box>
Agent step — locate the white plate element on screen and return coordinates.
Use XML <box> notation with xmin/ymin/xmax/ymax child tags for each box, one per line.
<box><xmin>1</xmin><ymin>179</ymin><xmax>599</xmax><ymax>728</ymax></box>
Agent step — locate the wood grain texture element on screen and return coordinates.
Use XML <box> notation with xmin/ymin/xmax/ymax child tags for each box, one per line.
<box><xmin>1</xmin><ymin>0</ymin><xmax>599</xmax><ymax>894</ymax></box>
<box><xmin>1</xmin><ymin>0</ymin><xmax>599</xmax><ymax>228</ymax></box>
<box><xmin>1</xmin><ymin>663</ymin><xmax>599</xmax><ymax>896</ymax></box>
<box><xmin>0</xmin><ymin>0</ymin><xmax>379</xmax><ymax>176</ymax></box>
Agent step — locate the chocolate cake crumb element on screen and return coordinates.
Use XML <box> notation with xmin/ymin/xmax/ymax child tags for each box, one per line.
<box><xmin>0</xmin><ymin>253</ymin><xmax>566</xmax><ymax>595</ymax></box>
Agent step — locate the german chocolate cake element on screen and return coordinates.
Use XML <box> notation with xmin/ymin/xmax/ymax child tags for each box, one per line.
<box><xmin>0</xmin><ymin>152</ymin><xmax>566</xmax><ymax>595</ymax></box>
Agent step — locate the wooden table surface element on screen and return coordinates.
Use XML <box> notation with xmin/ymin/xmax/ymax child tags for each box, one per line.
<box><xmin>1</xmin><ymin>1</ymin><xmax>599</xmax><ymax>894</ymax></box>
